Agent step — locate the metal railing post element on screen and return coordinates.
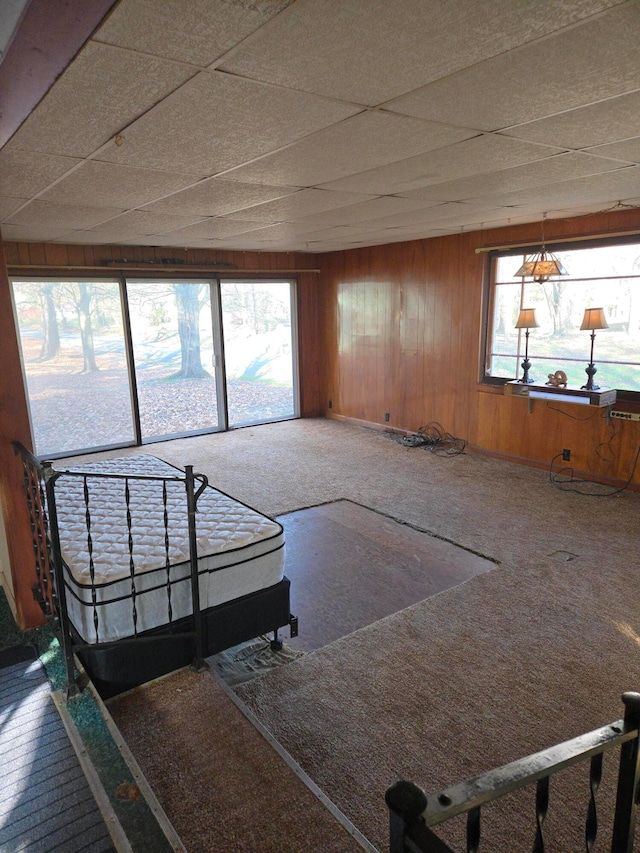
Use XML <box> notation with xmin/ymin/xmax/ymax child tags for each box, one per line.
<box><xmin>43</xmin><ymin>463</ymin><xmax>80</xmax><ymax>699</ymax></box>
<box><xmin>611</xmin><ymin>691</ymin><xmax>640</xmax><ymax>853</ymax></box>
<box><xmin>185</xmin><ymin>465</ymin><xmax>209</xmax><ymax>673</ymax></box>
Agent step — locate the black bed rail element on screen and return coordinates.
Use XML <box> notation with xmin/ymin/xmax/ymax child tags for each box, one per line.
<box><xmin>14</xmin><ymin>442</ymin><xmax>210</xmax><ymax>697</ymax></box>
<box><xmin>386</xmin><ymin>691</ymin><xmax>640</xmax><ymax>853</ymax></box>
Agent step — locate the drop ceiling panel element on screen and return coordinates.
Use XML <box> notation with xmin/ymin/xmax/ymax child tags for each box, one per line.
<box><xmin>1</xmin><ymin>223</ymin><xmax>73</xmax><ymax>242</ymax></box>
<box><xmin>0</xmin><ymin>149</ymin><xmax>80</xmax><ymax>197</ymax></box>
<box><xmin>161</xmin><ymin>218</ymin><xmax>268</xmax><ymax>240</ymax></box>
<box><xmin>398</xmin><ymin>152</ymin><xmax>629</xmax><ymax>204</ymax></box>
<box><xmin>472</xmin><ymin>165</ymin><xmax>640</xmax><ymax>210</ymax></box>
<box><xmin>221</xmin><ymin>220</ymin><xmax>326</xmax><ymax>240</ymax></box>
<box><xmin>6</xmin><ymin>42</ymin><xmax>195</xmax><ymax>158</ymax></box>
<box><xmin>140</xmin><ymin>178</ymin><xmax>300</xmax><ymax>217</ymax></box>
<box><xmin>221</xmin><ymin>188</ymin><xmax>378</xmax><ymax>223</ymax></box>
<box><xmin>84</xmin><ymin>210</ymin><xmax>208</xmax><ymax>241</ymax></box>
<box><xmin>0</xmin><ymin>197</ymin><xmax>27</xmax><ymax>219</ymax></box>
<box><xmin>292</xmin><ymin>195</ymin><xmax>445</xmax><ymax>228</ymax></box>
<box><xmin>586</xmin><ymin>138</ymin><xmax>640</xmax><ymax>164</ymax></box>
<box><xmin>94</xmin><ymin>0</ymin><xmax>292</xmax><ymax>66</ymax></box>
<box><xmin>38</xmin><ymin>160</ymin><xmax>197</xmax><ymax>208</ymax></box>
<box><xmin>353</xmin><ymin>203</ymin><xmax>507</xmax><ymax>232</ymax></box>
<box><xmin>224</xmin><ymin>111</ymin><xmax>477</xmax><ymax>187</ymax></box>
<box><xmin>5</xmin><ymin>200</ymin><xmax>125</xmax><ymax>230</ymax></box>
<box><xmin>117</xmin><ymin>234</ymin><xmax>216</xmax><ymax>248</ymax></box>
<box><xmin>501</xmin><ymin>91</ymin><xmax>640</xmax><ymax>150</ymax></box>
<box><xmin>95</xmin><ymin>71</ymin><xmax>361</xmax><ymax>176</ymax></box>
<box><xmin>222</xmin><ymin>0</ymin><xmax>621</xmax><ymax>106</ymax></box>
<box><xmin>385</xmin><ymin>4</ymin><xmax>640</xmax><ymax>132</ymax></box>
<box><xmin>321</xmin><ymin>135</ymin><xmax>562</xmax><ymax>195</ymax></box>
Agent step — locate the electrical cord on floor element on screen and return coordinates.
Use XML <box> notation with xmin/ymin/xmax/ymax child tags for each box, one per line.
<box><xmin>595</xmin><ymin>408</ymin><xmax>619</xmax><ymax>462</ymax></box>
<box><xmin>388</xmin><ymin>421</ymin><xmax>467</xmax><ymax>456</ymax></box>
<box><xmin>549</xmin><ymin>444</ymin><xmax>640</xmax><ymax>497</ymax></box>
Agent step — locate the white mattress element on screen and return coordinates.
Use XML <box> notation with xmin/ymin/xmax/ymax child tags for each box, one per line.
<box><xmin>53</xmin><ymin>455</ymin><xmax>285</xmax><ymax>643</ymax></box>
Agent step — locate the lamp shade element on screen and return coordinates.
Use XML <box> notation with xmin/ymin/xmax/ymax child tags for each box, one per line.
<box><xmin>514</xmin><ymin>251</ymin><xmax>568</xmax><ymax>281</ymax></box>
<box><xmin>515</xmin><ymin>308</ymin><xmax>539</xmax><ymax>329</ymax></box>
<box><xmin>580</xmin><ymin>307</ymin><xmax>608</xmax><ymax>331</ymax></box>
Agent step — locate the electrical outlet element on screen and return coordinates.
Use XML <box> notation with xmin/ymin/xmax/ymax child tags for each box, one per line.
<box><xmin>610</xmin><ymin>410</ymin><xmax>640</xmax><ymax>421</ymax></box>
<box><xmin>562</xmin><ymin>448</ymin><xmax>571</xmax><ymax>461</ymax></box>
<box><xmin>328</xmin><ymin>400</ymin><xmax>332</xmax><ymax>409</ymax></box>
<box><xmin>384</xmin><ymin>413</ymin><xmax>390</xmax><ymax>422</ymax></box>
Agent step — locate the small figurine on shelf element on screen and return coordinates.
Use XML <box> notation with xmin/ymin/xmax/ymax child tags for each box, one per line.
<box><xmin>546</xmin><ymin>370</ymin><xmax>568</xmax><ymax>387</ymax></box>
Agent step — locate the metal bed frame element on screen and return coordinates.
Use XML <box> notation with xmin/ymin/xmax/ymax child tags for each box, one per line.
<box><xmin>15</xmin><ymin>442</ymin><xmax>297</xmax><ymax>698</ymax></box>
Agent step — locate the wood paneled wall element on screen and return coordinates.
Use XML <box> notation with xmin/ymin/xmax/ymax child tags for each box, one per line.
<box><xmin>0</xmin><ymin>240</ymin><xmax>43</xmax><ymax>628</ymax></box>
<box><xmin>318</xmin><ymin>209</ymin><xmax>640</xmax><ymax>488</ymax></box>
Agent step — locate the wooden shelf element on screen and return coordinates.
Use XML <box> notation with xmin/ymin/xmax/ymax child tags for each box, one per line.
<box><xmin>504</xmin><ymin>380</ymin><xmax>617</xmax><ymax>408</ymax></box>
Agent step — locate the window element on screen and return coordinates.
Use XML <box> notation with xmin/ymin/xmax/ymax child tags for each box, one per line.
<box><xmin>11</xmin><ymin>279</ymin><xmax>135</xmax><ymax>456</ymax></box>
<box><xmin>484</xmin><ymin>238</ymin><xmax>640</xmax><ymax>397</ymax></box>
<box><xmin>11</xmin><ymin>276</ymin><xmax>299</xmax><ymax>457</ymax></box>
<box><xmin>220</xmin><ymin>280</ymin><xmax>297</xmax><ymax>427</ymax></box>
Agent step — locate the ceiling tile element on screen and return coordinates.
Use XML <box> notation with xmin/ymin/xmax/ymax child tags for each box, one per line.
<box><xmin>38</xmin><ymin>160</ymin><xmax>198</xmax><ymax>208</ymax></box>
<box><xmin>397</xmin><ymin>152</ymin><xmax>628</xmax><ymax>204</ymax></box>
<box><xmin>385</xmin><ymin>4</ymin><xmax>640</xmax><ymax>131</ymax></box>
<box><xmin>470</xmin><ymin>165</ymin><xmax>640</xmax><ymax>211</ymax></box>
<box><xmin>54</xmin><ymin>230</ymin><xmax>124</xmax><ymax>245</ymax></box>
<box><xmin>320</xmin><ymin>135</ymin><xmax>561</xmax><ymax>195</ymax></box>
<box><xmin>85</xmin><ymin>209</ymin><xmax>209</xmax><ymax>240</ymax></box>
<box><xmin>5</xmin><ymin>199</ymin><xmax>125</xmax><ymax>229</ymax></box>
<box><xmin>222</xmin><ymin>0</ymin><xmax>621</xmax><ymax>106</ymax></box>
<box><xmin>221</xmin><ymin>188</ymin><xmax>378</xmax><ymax>222</ymax></box>
<box><xmin>161</xmin><ymin>218</ymin><xmax>268</xmax><ymax>240</ymax></box>
<box><xmin>95</xmin><ymin>71</ymin><xmax>361</xmax><ymax>176</ymax></box>
<box><xmin>0</xmin><ymin>223</ymin><xmax>72</xmax><ymax>242</ymax></box>
<box><xmin>7</xmin><ymin>41</ymin><xmax>195</xmax><ymax>158</ymax></box>
<box><xmin>292</xmin><ymin>194</ymin><xmax>443</xmax><ymax>228</ymax></box>
<box><xmin>501</xmin><ymin>91</ymin><xmax>640</xmax><ymax>150</ymax></box>
<box><xmin>95</xmin><ymin>0</ymin><xmax>293</xmax><ymax>66</ymax></box>
<box><xmin>0</xmin><ymin>197</ymin><xmax>28</xmax><ymax>220</ymax></box>
<box><xmin>0</xmin><ymin>149</ymin><xmax>80</xmax><ymax>197</ymax></box>
<box><xmin>140</xmin><ymin>178</ymin><xmax>300</xmax><ymax>217</ymax></box>
<box><xmin>586</xmin><ymin>138</ymin><xmax>640</xmax><ymax>164</ymax></box>
<box><xmin>350</xmin><ymin>202</ymin><xmax>506</xmax><ymax>232</ymax></box>
<box><xmin>224</xmin><ymin>111</ymin><xmax>478</xmax><ymax>187</ymax></box>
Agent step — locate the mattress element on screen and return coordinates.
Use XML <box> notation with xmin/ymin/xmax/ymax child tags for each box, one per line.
<box><xmin>52</xmin><ymin>455</ymin><xmax>285</xmax><ymax>643</ymax></box>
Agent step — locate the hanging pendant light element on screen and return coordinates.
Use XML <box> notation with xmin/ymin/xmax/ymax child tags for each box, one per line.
<box><xmin>513</xmin><ymin>214</ymin><xmax>569</xmax><ymax>282</ymax></box>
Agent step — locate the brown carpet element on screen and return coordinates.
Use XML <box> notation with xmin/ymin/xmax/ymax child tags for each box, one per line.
<box><xmin>107</xmin><ymin>668</ymin><xmax>364</xmax><ymax>853</ymax></box>
<box><xmin>74</xmin><ymin>419</ymin><xmax>640</xmax><ymax>852</ymax></box>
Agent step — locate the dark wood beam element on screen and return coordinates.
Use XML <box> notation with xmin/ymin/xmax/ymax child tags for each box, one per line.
<box><xmin>0</xmin><ymin>0</ymin><xmax>119</xmax><ymax>149</ymax></box>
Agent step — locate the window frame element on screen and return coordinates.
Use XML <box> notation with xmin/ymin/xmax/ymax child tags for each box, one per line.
<box><xmin>481</xmin><ymin>233</ymin><xmax>640</xmax><ymax>402</ymax></box>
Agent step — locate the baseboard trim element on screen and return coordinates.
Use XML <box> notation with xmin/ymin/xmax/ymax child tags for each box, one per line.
<box><xmin>325</xmin><ymin>412</ymin><xmax>411</xmax><ymax>434</ymax></box>
<box><xmin>466</xmin><ymin>444</ymin><xmax>640</xmax><ymax>493</ymax></box>
<box><xmin>324</xmin><ymin>414</ymin><xmax>640</xmax><ymax>492</ymax></box>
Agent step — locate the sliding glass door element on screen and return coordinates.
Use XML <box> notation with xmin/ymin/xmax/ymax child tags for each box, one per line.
<box><xmin>11</xmin><ymin>276</ymin><xmax>298</xmax><ymax>457</ymax></box>
<box><xmin>220</xmin><ymin>280</ymin><xmax>298</xmax><ymax>427</ymax></box>
<box><xmin>11</xmin><ymin>279</ymin><xmax>135</xmax><ymax>456</ymax></box>
<box><xmin>127</xmin><ymin>281</ymin><xmax>224</xmax><ymax>441</ymax></box>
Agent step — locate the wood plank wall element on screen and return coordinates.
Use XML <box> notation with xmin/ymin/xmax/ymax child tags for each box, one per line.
<box><xmin>0</xmin><ymin>239</ymin><xmax>322</xmax><ymax>627</ymax></box>
<box><xmin>317</xmin><ymin>209</ymin><xmax>640</xmax><ymax>488</ymax></box>
<box><xmin>0</xmin><ymin>240</ymin><xmax>42</xmax><ymax>627</ymax></box>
